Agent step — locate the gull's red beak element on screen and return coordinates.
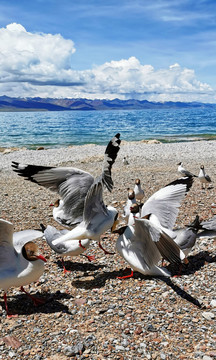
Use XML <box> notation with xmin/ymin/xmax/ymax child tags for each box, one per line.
<box><xmin>37</xmin><ymin>255</ymin><xmax>47</xmax><ymax>262</ymax></box>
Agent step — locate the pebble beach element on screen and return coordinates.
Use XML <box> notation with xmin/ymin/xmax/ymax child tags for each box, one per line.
<box><xmin>0</xmin><ymin>139</ymin><xmax>216</xmax><ymax>360</ymax></box>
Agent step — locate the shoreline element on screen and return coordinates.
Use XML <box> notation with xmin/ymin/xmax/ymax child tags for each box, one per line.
<box><xmin>1</xmin><ymin>134</ymin><xmax>216</xmax><ymax>152</ymax></box>
<box><xmin>1</xmin><ymin>139</ymin><xmax>216</xmax><ymax>172</ymax></box>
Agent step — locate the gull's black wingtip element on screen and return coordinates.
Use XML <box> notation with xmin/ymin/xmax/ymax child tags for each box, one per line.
<box><xmin>166</xmin><ymin>176</ymin><xmax>194</xmax><ymax>192</ymax></box>
<box><xmin>40</xmin><ymin>223</ymin><xmax>46</xmax><ymax>232</ymax></box>
<box><xmin>113</xmin><ymin>133</ymin><xmax>121</xmax><ymax>146</ymax></box>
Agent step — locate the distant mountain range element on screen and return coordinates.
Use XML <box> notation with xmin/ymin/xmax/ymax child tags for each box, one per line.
<box><xmin>0</xmin><ymin>95</ymin><xmax>215</xmax><ymax>111</ymax></box>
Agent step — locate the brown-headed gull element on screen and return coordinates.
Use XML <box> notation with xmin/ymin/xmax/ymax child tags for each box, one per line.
<box><xmin>41</xmin><ymin>224</ymin><xmax>94</xmax><ymax>273</ymax></box>
<box><xmin>123</xmin><ymin>189</ymin><xmax>136</xmax><ymax>220</ymax></box>
<box><xmin>134</xmin><ymin>178</ymin><xmax>144</xmax><ymax>203</ymax></box>
<box><xmin>127</xmin><ymin>203</ymin><xmax>141</xmax><ymax>226</ymax></box>
<box><xmin>114</xmin><ymin>177</ymin><xmax>193</xmax><ymax>278</ymax></box>
<box><xmin>49</xmin><ymin>199</ymin><xmax>70</xmax><ymax>228</ymax></box>
<box><xmin>12</xmin><ymin>133</ymin><xmax>121</xmax><ymax>229</ymax></box>
<box><xmin>115</xmin><ymin>217</ymin><xmax>185</xmax><ymax>278</ymax></box>
<box><xmin>198</xmin><ymin>165</ymin><xmax>212</xmax><ymax>189</ymax></box>
<box><xmin>177</xmin><ymin>162</ymin><xmax>197</xmax><ymax>178</ymax></box>
<box><xmin>0</xmin><ymin>218</ymin><xmax>46</xmax><ymax>317</ymax></box>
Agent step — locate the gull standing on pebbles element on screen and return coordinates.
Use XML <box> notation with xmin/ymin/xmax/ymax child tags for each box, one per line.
<box><xmin>114</xmin><ymin>177</ymin><xmax>193</xmax><ymax>278</ymax></box>
<box><xmin>12</xmin><ymin>133</ymin><xmax>121</xmax><ymax>229</ymax></box>
<box><xmin>134</xmin><ymin>178</ymin><xmax>144</xmax><ymax>203</ymax></box>
<box><xmin>123</xmin><ymin>156</ymin><xmax>129</xmax><ymax>165</ymax></box>
<box><xmin>198</xmin><ymin>165</ymin><xmax>212</xmax><ymax>189</ymax></box>
<box><xmin>177</xmin><ymin>162</ymin><xmax>197</xmax><ymax>178</ymax></box>
<box><xmin>0</xmin><ymin>219</ymin><xmax>46</xmax><ymax>317</ymax></box>
<box><xmin>170</xmin><ymin>214</ymin><xmax>216</xmax><ymax>274</ymax></box>
<box><xmin>123</xmin><ymin>189</ymin><xmax>136</xmax><ymax>220</ymax></box>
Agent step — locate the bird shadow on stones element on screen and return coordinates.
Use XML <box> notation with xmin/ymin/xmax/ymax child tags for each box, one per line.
<box><xmin>0</xmin><ymin>291</ymin><xmax>72</xmax><ymax>317</ymax></box>
<box><xmin>72</xmin><ymin>268</ymin><xmax>131</xmax><ymax>289</ymax></box>
<box><xmin>72</xmin><ymin>267</ymin><xmax>170</xmax><ymax>289</ymax></box>
<box><xmin>167</xmin><ymin>250</ymin><xmax>216</xmax><ymax>277</ymax></box>
<box><xmin>160</xmin><ymin>277</ymin><xmax>203</xmax><ymax>308</ymax></box>
<box><xmin>56</xmin><ymin>259</ymin><xmax>106</xmax><ymax>273</ymax></box>
<box><xmin>72</xmin><ymin>267</ymin><xmax>205</xmax><ymax>309</ymax></box>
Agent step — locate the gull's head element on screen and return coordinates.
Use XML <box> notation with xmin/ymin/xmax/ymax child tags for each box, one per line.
<box><xmin>135</xmin><ymin>178</ymin><xmax>141</xmax><ymax>185</ymax></box>
<box><xmin>127</xmin><ymin>189</ymin><xmax>135</xmax><ymax>200</ymax></box>
<box><xmin>200</xmin><ymin>165</ymin><xmax>204</xmax><ymax>170</ymax></box>
<box><xmin>130</xmin><ymin>203</ymin><xmax>140</xmax><ymax>214</ymax></box>
<box><xmin>49</xmin><ymin>199</ymin><xmax>63</xmax><ymax>208</ymax></box>
<box><xmin>22</xmin><ymin>241</ymin><xmax>47</xmax><ymax>263</ymax></box>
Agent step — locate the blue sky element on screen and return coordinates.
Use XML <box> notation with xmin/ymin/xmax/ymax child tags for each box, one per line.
<box><xmin>1</xmin><ymin>0</ymin><xmax>216</xmax><ymax>102</ymax></box>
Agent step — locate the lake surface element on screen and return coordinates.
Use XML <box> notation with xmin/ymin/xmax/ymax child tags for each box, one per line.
<box><xmin>0</xmin><ymin>108</ymin><xmax>216</xmax><ymax>148</ymax></box>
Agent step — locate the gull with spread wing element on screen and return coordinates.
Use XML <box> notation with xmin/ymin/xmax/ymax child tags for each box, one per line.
<box><xmin>48</xmin><ymin>178</ymin><xmax>119</xmax><ymax>254</ymax></box>
<box><xmin>12</xmin><ymin>133</ymin><xmax>121</xmax><ymax>228</ymax></box>
<box><xmin>114</xmin><ymin>177</ymin><xmax>193</xmax><ymax>278</ymax></box>
<box><xmin>115</xmin><ymin>217</ymin><xmax>185</xmax><ymax>278</ymax></box>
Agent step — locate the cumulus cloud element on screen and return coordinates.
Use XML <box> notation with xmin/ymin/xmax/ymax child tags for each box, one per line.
<box><xmin>0</xmin><ymin>23</ymin><xmax>215</xmax><ymax>102</ymax></box>
<box><xmin>0</xmin><ymin>23</ymin><xmax>77</xmax><ymax>82</ymax></box>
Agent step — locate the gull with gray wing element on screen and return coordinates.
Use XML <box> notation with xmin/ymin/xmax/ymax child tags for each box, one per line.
<box><xmin>41</xmin><ymin>224</ymin><xmax>94</xmax><ymax>273</ymax></box>
<box><xmin>12</xmin><ymin>133</ymin><xmax>121</xmax><ymax>228</ymax></box>
<box><xmin>114</xmin><ymin>177</ymin><xmax>193</xmax><ymax>278</ymax></box>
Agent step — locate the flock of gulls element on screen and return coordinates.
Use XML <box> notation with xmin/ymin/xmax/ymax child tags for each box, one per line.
<box><xmin>0</xmin><ymin>133</ymin><xmax>215</xmax><ymax>317</ymax></box>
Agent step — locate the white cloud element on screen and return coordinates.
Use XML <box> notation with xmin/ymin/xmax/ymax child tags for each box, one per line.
<box><xmin>0</xmin><ymin>23</ymin><xmax>215</xmax><ymax>103</ymax></box>
<box><xmin>0</xmin><ymin>23</ymin><xmax>76</xmax><ymax>80</ymax></box>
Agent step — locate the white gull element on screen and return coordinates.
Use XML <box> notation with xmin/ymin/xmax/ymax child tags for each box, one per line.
<box><xmin>0</xmin><ymin>218</ymin><xmax>46</xmax><ymax>317</ymax></box>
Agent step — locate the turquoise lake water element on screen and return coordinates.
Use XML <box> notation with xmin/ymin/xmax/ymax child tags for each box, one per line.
<box><xmin>0</xmin><ymin>108</ymin><xmax>216</xmax><ymax>148</ymax></box>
